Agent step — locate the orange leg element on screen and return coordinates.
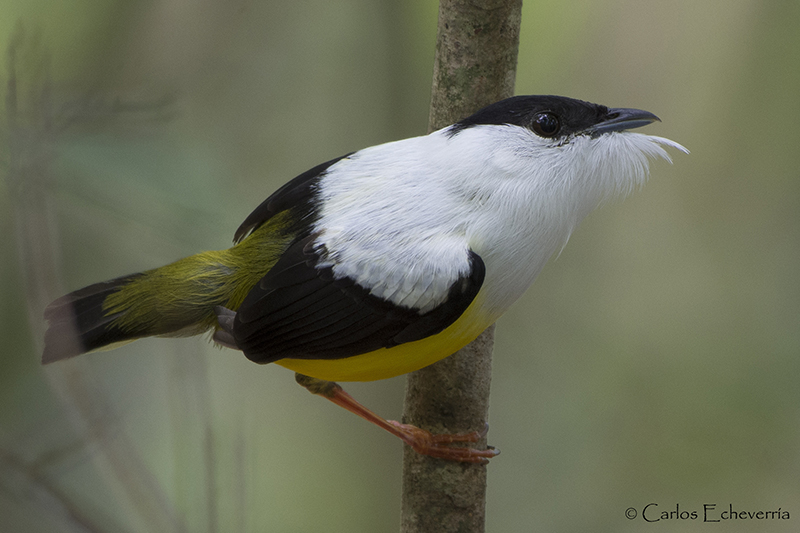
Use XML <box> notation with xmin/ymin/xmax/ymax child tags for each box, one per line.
<box><xmin>295</xmin><ymin>373</ymin><xmax>499</xmax><ymax>464</ymax></box>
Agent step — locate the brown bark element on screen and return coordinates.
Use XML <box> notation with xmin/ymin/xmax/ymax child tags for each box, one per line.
<box><xmin>400</xmin><ymin>1</ymin><xmax>522</xmax><ymax>532</ymax></box>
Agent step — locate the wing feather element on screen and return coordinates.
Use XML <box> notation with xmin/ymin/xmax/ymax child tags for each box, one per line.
<box><xmin>232</xmin><ymin>235</ymin><xmax>484</xmax><ymax>363</ymax></box>
<box><xmin>233</xmin><ymin>154</ymin><xmax>352</xmax><ymax>243</ymax></box>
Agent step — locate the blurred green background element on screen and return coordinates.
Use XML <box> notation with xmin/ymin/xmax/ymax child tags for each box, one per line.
<box><xmin>1</xmin><ymin>0</ymin><xmax>798</xmax><ymax>532</ymax></box>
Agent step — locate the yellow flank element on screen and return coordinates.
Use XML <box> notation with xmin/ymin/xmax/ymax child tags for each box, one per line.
<box><xmin>99</xmin><ymin>207</ymin><xmax>494</xmax><ymax>382</ymax></box>
<box><xmin>276</xmin><ymin>294</ymin><xmax>494</xmax><ymax>382</ymax></box>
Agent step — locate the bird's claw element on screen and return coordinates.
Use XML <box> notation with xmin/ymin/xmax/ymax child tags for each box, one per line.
<box><xmin>386</xmin><ymin>420</ymin><xmax>499</xmax><ymax>464</ymax></box>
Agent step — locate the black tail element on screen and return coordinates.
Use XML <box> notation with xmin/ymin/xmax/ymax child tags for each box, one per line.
<box><xmin>42</xmin><ymin>235</ymin><xmax>281</xmax><ymax>364</ymax></box>
<box><xmin>42</xmin><ymin>274</ymin><xmax>149</xmax><ymax>363</ymax></box>
<box><xmin>42</xmin><ymin>250</ymin><xmax>239</xmax><ymax>363</ymax></box>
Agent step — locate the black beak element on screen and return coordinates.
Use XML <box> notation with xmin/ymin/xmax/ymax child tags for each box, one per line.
<box><xmin>588</xmin><ymin>108</ymin><xmax>660</xmax><ymax>136</ymax></box>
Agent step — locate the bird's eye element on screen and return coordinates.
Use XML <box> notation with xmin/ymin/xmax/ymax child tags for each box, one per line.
<box><xmin>531</xmin><ymin>112</ymin><xmax>560</xmax><ymax>138</ymax></box>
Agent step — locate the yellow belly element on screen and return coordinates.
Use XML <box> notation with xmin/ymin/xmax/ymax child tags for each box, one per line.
<box><xmin>275</xmin><ymin>295</ymin><xmax>494</xmax><ymax>382</ymax></box>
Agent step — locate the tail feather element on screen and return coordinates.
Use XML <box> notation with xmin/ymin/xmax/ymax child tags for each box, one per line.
<box><xmin>42</xmin><ymin>275</ymin><xmax>147</xmax><ymax>363</ymax></box>
<box><xmin>42</xmin><ymin>251</ymin><xmax>243</xmax><ymax>364</ymax></box>
<box><xmin>42</xmin><ymin>222</ymin><xmax>289</xmax><ymax>364</ymax></box>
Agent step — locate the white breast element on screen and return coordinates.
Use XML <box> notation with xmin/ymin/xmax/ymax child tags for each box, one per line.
<box><xmin>312</xmin><ymin>124</ymin><xmax>684</xmax><ymax>319</ymax></box>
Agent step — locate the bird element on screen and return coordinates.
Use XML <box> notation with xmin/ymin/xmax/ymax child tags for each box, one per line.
<box><xmin>42</xmin><ymin>95</ymin><xmax>686</xmax><ymax>463</ymax></box>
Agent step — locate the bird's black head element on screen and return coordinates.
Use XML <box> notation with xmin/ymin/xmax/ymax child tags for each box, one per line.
<box><xmin>448</xmin><ymin>95</ymin><xmax>659</xmax><ymax>140</ymax></box>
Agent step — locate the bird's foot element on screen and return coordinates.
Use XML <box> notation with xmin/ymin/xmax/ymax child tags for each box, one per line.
<box><xmin>295</xmin><ymin>373</ymin><xmax>498</xmax><ymax>464</ymax></box>
<box><xmin>386</xmin><ymin>420</ymin><xmax>499</xmax><ymax>464</ymax></box>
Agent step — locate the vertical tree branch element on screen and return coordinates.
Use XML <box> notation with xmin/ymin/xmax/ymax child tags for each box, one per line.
<box><xmin>400</xmin><ymin>1</ymin><xmax>521</xmax><ymax>532</ymax></box>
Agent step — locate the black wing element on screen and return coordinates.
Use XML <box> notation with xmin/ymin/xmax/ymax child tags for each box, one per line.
<box><xmin>231</xmin><ymin>235</ymin><xmax>485</xmax><ymax>363</ymax></box>
<box><xmin>233</xmin><ymin>154</ymin><xmax>352</xmax><ymax>243</ymax></box>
